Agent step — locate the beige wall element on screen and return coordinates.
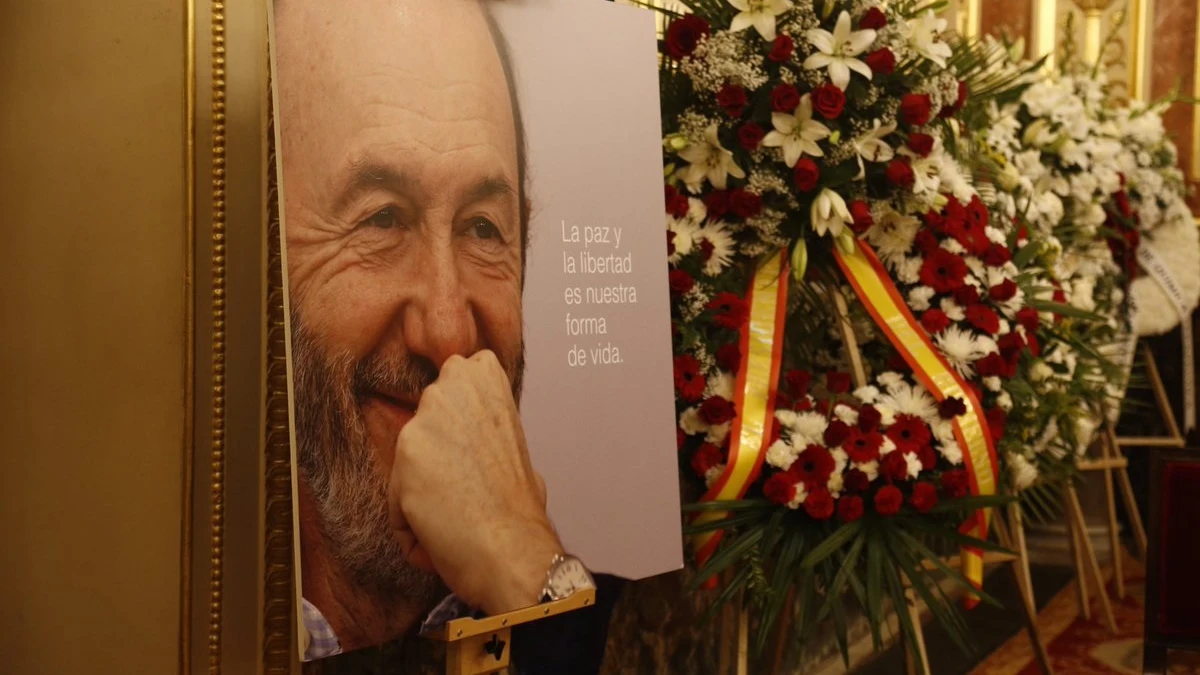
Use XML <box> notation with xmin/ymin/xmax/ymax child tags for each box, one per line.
<box><xmin>0</xmin><ymin>0</ymin><xmax>188</xmax><ymax>673</ymax></box>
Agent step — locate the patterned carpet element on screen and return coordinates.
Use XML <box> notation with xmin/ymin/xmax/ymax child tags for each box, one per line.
<box><xmin>970</xmin><ymin>550</ymin><xmax>1200</xmax><ymax>675</ymax></box>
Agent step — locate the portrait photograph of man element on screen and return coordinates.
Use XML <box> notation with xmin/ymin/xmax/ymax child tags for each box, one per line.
<box><xmin>271</xmin><ymin>0</ymin><xmax>681</xmax><ymax>661</ymax></box>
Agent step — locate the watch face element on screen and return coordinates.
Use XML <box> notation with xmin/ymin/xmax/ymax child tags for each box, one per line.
<box><xmin>548</xmin><ymin>557</ymin><xmax>591</xmax><ymax>598</ymax></box>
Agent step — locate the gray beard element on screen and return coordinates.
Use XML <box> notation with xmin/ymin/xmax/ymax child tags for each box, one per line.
<box><xmin>291</xmin><ymin>311</ymin><xmax>523</xmax><ymax>608</ymax></box>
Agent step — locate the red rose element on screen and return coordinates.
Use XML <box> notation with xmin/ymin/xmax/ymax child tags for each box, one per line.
<box><xmin>910</xmin><ymin>482</ymin><xmax>939</xmax><ymax>513</ymax></box>
<box><xmin>863</xmin><ymin>48</ymin><xmax>896</xmax><ymax>75</ymax></box>
<box><xmin>729</xmin><ymin>188</ymin><xmax>762</xmax><ymax>219</ymax></box>
<box><xmin>664</xmin><ymin>184</ymin><xmax>689</xmax><ymax>217</ymax></box>
<box><xmin>738</xmin><ymin>122</ymin><xmax>766</xmax><ymax>151</ymax></box>
<box><xmin>849</xmin><ymin>200</ymin><xmax>874</xmax><ymax>234</ymax></box>
<box><xmin>915</xmin><ymin>229</ymin><xmax>940</xmax><ymax>254</ymax></box>
<box><xmin>976</xmin><ymin>353</ymin><xmax>1013</xmax><ymax>378</ymax></box>
<box><xmin>768</xmin><ymin>34</ymin><xmax>794</xmax><ymax>62</ymax></box>
<box><xmin>941</xmin><ymin>469</ymin><xmax>970</xmax><ymax>498</ymax></box>
<box><xmin>844</xmin><ymin>469</ymin><xmax>870</xmax><ymax>493</ymax></box>
<box><xmin>704</xmin><ymin>190</ymin><xmax>731</xmax><ymax>220</ymax></box>
<box><xmin>1017</xmin><ymin>307</ymin><xmax>1040</xmax><ymax>333</ymax></box>
<box><xmin>763</xmin><ymin>472</ymin><xmax>797</xmax><ymax>505</ymax></box>
<box><xmin>887</xmin><ymin>414</ymin><xmax>932</xmax><ymax>453</ymax></box>
<box><xmin>920</xmin><ymin>308</ymin><xmax>951</xmax><ymax>334</ymax></box>
<box><xmin>664</xmin><ymin>15</ymin><xmax>710</xmax><ymax>60</ymax></box>
<box><xmin>985</xmin><ymin>407</ymin><xmax>1007</xmax><ymax>442</ymax></box>
<box><xmin>707</xmin><ymin>292</ymin><xmax>749</xmax><ymax>329</ymax></box>
<box><xmin>990</xmin><ymin>279</ymin><xmax>1018</xmax><ymax>301</ymax></box>
<box><xmin>953</xmin><ymin>285</ymin><xmax>980</xmax><ymax>306</ymax></box>
<box><xmin>983</xmin><ymin>243</ymin><xmax>1012</xmax><ymax>267</ymax></box>
<box><xmin>885</xmin><ymin>158</ymin><xmax>915</xmax><ymax>188</ymax></box>
<box><xmin>860</xmin><ymin>7</ymin><xmax>888</xmax><ymax>29</ymax></box>
<box><xmin>900</xmin><ymin>94</ymin><xmax>933</xmax><ymax>126</ymax></box>
<box><xmin>785</xmin><ymin>369</ymin><xmax>812</xmax><ymax>394</ymax></box>
<box><xmin>804</xmin><ymin>487</ymin><xmax>835</xmax><ymax>520</ymax></box>
<box><xmin>793</xmin><ymin>158</ymin><xmax>821</xmax><ymax>192</ymax></box>
<box><xmin>874</xmin><ymin>485</ymin><xmax>904</xmax><ymax>515</ymax></box>
<box><xmin>844</xmin><ymin>428</ymin><xmax>884</xmax><ymax>463</ymax></box>
<box><xmin>859</xmin><ymin>405</ymin><xmax>882</xmax><ymax>432</ymax></box>
<box><xmin>938</xmin><ymin>397</ymin><xmax>967</xmax><ymax>419</ymax></box>
<box><xmin>717</xmin><ymin>83</ymin><xmax>749</xmax><ymax>117</ymax></box>
<box><xmin>919</xmin><ymin>248</ymin><xmax>968</xmax><ymax>293</ymax></box>
<box><xmin>792</xmin><ymin>444</ymin><xmax>836</xmax><ymax>487</ymax></box>
<box><xmin>824</xmin><ymin>419</ymin><xmax>851</xmax><ymax>447</ymax></box>
<box><xmin>673</xmin><ymin>355</ymin><xmax>706</xmax><ymax>402</ymax></box>
<box><xmin>881</xmin><ymin>450</ymin><xmax>910</xmax><ymax>481</ymax></box>
<box><xmin>940</xmin><ymin>80</ymin><xmax>968</xmax><ymax>118</ymax></box>
<box><xmin>700</xmin><ymin>396</ymin><xmax>736</xmax><ymax>425</ymax></box>
<box><xmin>826</xmin><ymin>370</ymin><xmax>852</xmax><ymax>394</ymax></box>
<box><xmin>812</xmin><ymin>83</ymin><xmax>847</xmax><ymax>119</ymax></box>
<box><xmin>907</xmin><ymin>133</ymin><xmax>935</xmax><ymax>157</ymax></box>
<box><xmin>690</xmin><ymin>442</ymin><xmax>724</xmax><ymax>477</ymax></box>
<box><xmin>966</xmin><ymin>304</ymin><xmax>1001</xmax><ymax>335</ymax></box>
<box><xmin>771</xmin><ymin>83</ymin><xmax>801</xmax><ymax>113</ymax></box>
<box><xmin>716</xmin><ymin>343</ymin><xmax>741</xmax><ymax>372</ymax></box>
<box><xmin>668</xmin><ymin>268</ymin><xmax>694</xmax><ymax>296</ymax></box>
<box><xmin>837</xmin><ymin>495</ymin><xmax>865</xmax><ymax>522</ymax></box>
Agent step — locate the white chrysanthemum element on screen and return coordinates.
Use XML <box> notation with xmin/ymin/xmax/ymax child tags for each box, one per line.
<box><xmin>706</xmin><ymin>371</ymin><xmax>735</xmax><ymax>399</ymax></box>
<box><xmin>983</xmin><ymin>376</ymin><xmax>1002</xmax><ymax>392</ymax></box>
<box><xmin>1009</xmin><ymin>453</ymin><xmax>1039</xmax><ymax>489</ymax></box>
<box><xmin>935</xmin><ymin>325</ymin><xmax>989</xmax><ymax>378</ymax></box>
<box><xmin>908</xmin><ymin>286</ymin><xmax>936</xmax><ymax>312</ymax></box>
<box><xmin>791</xmin><ymin>411</ymin><xmax>829</xmax><ymax>444</ymax></box>
<box><xmin>932</xmin><ymin>419</ymin><xmax>956</xmax><ymax>444</ymax></box>
<box><xmin>765</xmin><ymin>439</ymin><xmax>799</xmax><ymax>470</ymax></box>
<box><xmin>707</xmin><ymin>422</ymin><xmax>731</xmax><ymax>446</ymax></box>
<box><xmin>940</xmin><ymin>297</ymin><xmax>966</xmax><ymax>321</ymax></box>
<box><xmin>880</xmin><ymin>436</ymin><xmax>898</xmax><ymax>456</ymax></box>
<box><xmin>679</xmin><ymin>407</ymin><xmax>709</xmax><ymax>435</ymax></box>
<box><xmin>854</xmin><ymin>460</ymin><xmax>879</xmax><ymax>481</ymax></box>
<box><xmin>938</xmin><ymin>440</ymin><xmax>964</xmax><ymax>465</ymax></box>
<box><xmin>854</xmin><ymin>385</ymin><xmax>881</xmax><ymax>403</ymax></box>
<box><xmin>827</xmin><ymin>472</ymin><xmax>844</xmax><ymax>496</ymax></box>
<box><xmin>904</xmin><ymin>452</ymin><xmax>923</xmax><ymax>479</ymax></box>
<box><xmin>834</xmin><ymin>403</ymin><xmax>859</xmax><ymax>426</ymax></box>
<box><xmin>877</xmin><ymin>371</ymin><xmax>905</xmax><ymax>389</ymax></box>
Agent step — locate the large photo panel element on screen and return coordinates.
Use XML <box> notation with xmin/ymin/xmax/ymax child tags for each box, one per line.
<box><xmin>270</xmin><ymin>0</ymin><xmax>680</xmax><ymax>660</ymax></box>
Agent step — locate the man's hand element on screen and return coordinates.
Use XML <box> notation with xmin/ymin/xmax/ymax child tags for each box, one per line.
<box><xmin>387</xmin><ymin>350</ymin><xmax>564</xmax><ymax>615</ymax></box>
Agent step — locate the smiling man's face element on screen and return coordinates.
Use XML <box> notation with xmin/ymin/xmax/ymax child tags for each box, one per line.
<box><xmin>277</xmin><ymin>0</ymin><xmax>525</xmax><ymax>596</ymax></box>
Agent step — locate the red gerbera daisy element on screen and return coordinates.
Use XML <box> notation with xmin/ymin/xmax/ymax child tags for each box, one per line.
<box><xmin>919</xmin><ymin>248</ymin><xmax>968</xmax><ymax>293</ymax></box>
<box><xmin>707</xmin><ymin>292</ymin><xmax>749</xmax><ymax>330</ymax></box>
<box><xmin>885</xmin><ymin>414</ymin><xmax>932</xmax><ymax>453</ymax></box>
<box><xmin>673</xmin><ymin>355</ymin><xmax>706</xmax><ymax>402</ymax></box>
<box><xmin>844</xmin><ymin>428</ymin><xmax>883</xmax><ymax>463</ymax></box>
<box><xmin>792</xmin><ymin>444</ymin><xmax>836</xmax><ymax>488</ymax></box>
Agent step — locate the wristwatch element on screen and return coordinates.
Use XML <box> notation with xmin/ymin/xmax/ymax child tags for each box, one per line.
<box><xmin>540</xmin><ymin>553</ymin><xmax>595</xmax><ymax>602</ymax></box>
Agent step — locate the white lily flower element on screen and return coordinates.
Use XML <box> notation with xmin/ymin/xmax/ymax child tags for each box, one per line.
<box><xmin>853</xmin><ymin>119</ymin><xmax>897</xmax><ymax>178</ymax></box>
<box><xmin>803</xmin><ymin>11</ymin><xmax>876</xmax><ymax>90</ymax></box>
<box><xmin>908</xmin><ymin>11</ymin><xmax>952</xmax><ymax>67</ymax></box>
<box><xmin>811</xmin><ymin>188</ymin><xmax>853</xmax><ymax>238</ymax></box>
<box><xmin>727</xmin><ymin>0</ymin><xmax>792</xmax><ymax>42</ymax></box>
<box><xmin>676</xmin><ymin>124</ymin><xmax>746</xmax><ymax>191</ymax></box>
<box><xmin>762</xmin><ymin>94</ymin><xmax>831</xmax><ymax>166</ymax></box>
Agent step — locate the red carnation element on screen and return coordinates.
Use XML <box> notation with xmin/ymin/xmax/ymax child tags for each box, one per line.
<box><xmin>716</xmin><ymin>343</ymin><xmax>741</xmax><ymax>372</ymax></box>
<box><xmin>940</xmin><ymin>80</ymin><xmax>968</xmax><ymax>118</ymax></box>
<box><xmin>668</xmin><ymin>268</ymin><xmax>694</xmax><ymax>296</ymax></box>
<box><xmin>690</xmin><ymin>443</ymin><xmax>724</xmax><ymax>477</ymax></box>
<box><xmin>812</xmin><ymin>83</ymin><xmax>847</xmax><ymax>119</ymax></box>
<box><xmin>793</xmin><ymin>444</ymin><xmax>836</xmax><ymax>488</ymax></box>
<box><xmin>1016</xmin><ymin>307</ymin><xmax>1040</xmax><ymax>333</ymax></box>
<box><xmin>985</xmin><ymin>407</ymin><xmax>1007</xmax><ymax>442</ymax></box>
<box><xmin>717</xmin><ymin>83</ymin><xmax>749</xmax><ymax>118</ymax></box>
<box><xmin>966</xmin><ymin>304</ymin><xmax>1001</xmax><ymax>335</ymax></box>
<box><xmin>886</xmin><ymin>158</ymin><xmax>915</xmax><ymax>188</ymax></box>
<box><xmin>785</xmin><ymin>369</ymin><xmax>812</xmax><ymax>394</ymax></box>
<box><xmin>887</xmin><ymin>414</ymin><xmax>932</xmax><ymax>453</ymax></box>
<box><xmin>990</xmin><ymin>279</ymin><xmax>1018</xmax><ymax>301</ymax></box>
<box><xmin>824</xmin><ymin>419</ymin><xmax>851</xmax><ymax>447</ymax></box>
<box><xmin>920</xmin><ymin>308</ymin><xmax>951</xmax><ymax>334</ymax></box>
<box><xmin>771</xmin><ymin>83</ymin><xmax>801</xmax><ymax>113</ymax></box>
<box><xmin>875</xmin><ymin>485</ymin><xmax>904</xmax><ymax>515</ymax></box>
<box><xmin>805</xmin><ymin>487</ymin><xmax>836</xmax><ymax>520</ymax></box>
<box><xmin>729</xmin><ymin>189</ymin><xmax>762</xmax><ymax>219</ymax></box>
<box><xmin>827</xmin><ymin>370</ymin><xmax>852</xmax><ymax>394</ymax></box>
<box><xmin>881</xmin><ymin>450</ymin><xmax>910</xmax><ymax>481</ymax></box>
<box><xmin>864</xmin><ymin>48</ymin><xmax>896</xmax><ymax>75</ymax></box>
<box><xmin>664</xmin><ymin>15</ymin><xmax>710</xmax><ymax>60</ymax></box>
<box><xmin>938</xmin><ymin>397</ymin><xmax>967</xmax><ymax>419</ymax></box>
<box><xmin>700</xmin><ymin>396</ymin><xmax>736</xmax><ymax>425</ymax></box>
<box><xmin>915</xmin><ymin>229</ymin><xmax>940</xmax><ymax>254</ymax></box>
<box><xmin>849</xmin><ymin>200</ymin><xmax>874</xmax><ymax>234</ymax></box>
<box><xmin>665</xmin><ymin>184</ymin><xmax>690</xmax><ymax>217</ymax></box>
<box><xmin>919</xmin><ymin>248</ymin><xmax>968</xmax><ymax>293</ymax></box>
<box><xmin>999</xmin><ymin>332</ymin><xmax>1026</xmax><ymax>361</ymax></box>
<box><xmin>845</xmin><ymin>427</ymin><xmax>884</xmax><ymax>463</ymax></box>
<box><xmin>941</xmin><ymin>469</ymin><xmax>970</xmax><ymax>498</ymax></box>
<box><xmin>673</xmin><ymin>355</ymin><xmax>706</xmax><ymax>402</ymax></box>
<box><xmin>844</xmin><ymin>468</ymin><xmax>871</xmax><ymax>493</ymax></box>
<box><xmin>907</xmin><ymin>133</ymin><xmax>935</xmax><ymax>157</ymax></box>
<box><xmin>900</xmin><ymin>93</ymin><xmax>933</xmax><ymax>126</ymax></box>
<box><xmin>704</xmin><ymin>190</ymin><xmax>731</xmax><ymax>220</ymax></box>
<box><xmin>953</xmin><ymin>285</ymin><xmax>980</xmax><ymax>306</ymax></box>
<box><xmin>916</xmin><ymin>444</ymin><xmax>937</xmax><ymax>471</ymax></box>
<box><xmin>768</xmin><ymin>34</ymin><xmax>794</xmax><ymax>62</ymax></box>
<box><xmin>859</xmin><ymin>405</ymin><xmax>883</xmax><ymax>432</ymax></box>
<box><xmin>976</xmin><ymin>353</ymin><xmax>1013</xmax><ymax>378</ymax></box>
<box><xmin>983</xmin><ymin>243</ymin><xmax>1011</xmax><ymax>267</ymax></box>
<box><xmin>707</xmin><ymin>292</ymin><xmax>749</xmax><ymax>329</ymax></box>
<box><xmin>860</xmin><ymin>6</ymin><xmax>888</xmax><ymax>29</ymax></box>
<box><xmin>794</xmin><ymin>157</ymin><xmax>821</xmax><ymax>192</ymax></box>
<box><xmin>763</xmin><ymin>472</ymin><xmax>797</xmax><ymax>505</ymax></box>
<box><xmin>837</xmin><ymin>494</ymin><xmax>865</xmax><ymax>522</ymax></box>
<box><xmin>910</xmin><ymin>482</ymin><xmax>939</xmax><ymax>512</ymax></box>
<box><xmin>738</xmin><ymin>122</ymin><xmax>766</xmax><ymax>151</ymax></box>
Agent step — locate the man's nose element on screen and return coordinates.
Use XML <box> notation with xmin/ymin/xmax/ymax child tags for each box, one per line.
<box><xmin>401</xmin><ymin>248</ymin><xmax>480</xmax><ymax>370</ymax></box>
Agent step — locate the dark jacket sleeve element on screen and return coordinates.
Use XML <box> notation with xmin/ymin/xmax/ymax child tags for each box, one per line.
<box><xmin>510</xmin><ymin>574</ymin><xmax>627</xmax><ymax>675</ymax></box>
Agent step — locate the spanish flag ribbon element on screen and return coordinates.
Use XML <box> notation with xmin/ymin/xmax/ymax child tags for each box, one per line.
<box><xmin>834</xmin><ymin>240</ymin><xmax>998</xmax><ymax>607</ymax></box>
<box><xmin>692</xmin><ymin>250</ymin><xmax>789</xmax><ymax>573</ymax></box>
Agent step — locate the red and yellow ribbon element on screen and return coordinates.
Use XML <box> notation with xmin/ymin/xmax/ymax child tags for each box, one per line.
<box><xmin>692</xmin><ymin>250</ymin><xmax>789</xmax><ymax>571</ymax></box>
<box><xmin>835</xmin><ymin>240</ymin><xmax>998</xmax><ymax>606</ymax></box>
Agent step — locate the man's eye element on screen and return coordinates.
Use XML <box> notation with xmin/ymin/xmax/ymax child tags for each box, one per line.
<box><xmin>470</xmin><ymin>217</ymin><xmax>501</xmax><ymax>240</ymax></box>
<box><xmin>362</xmin><ymin>207</ymin><xmax>397</xmax><ymax>229</ymax></box>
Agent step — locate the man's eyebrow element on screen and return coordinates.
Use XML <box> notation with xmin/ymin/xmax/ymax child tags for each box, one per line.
<box><xmin>465</xmin><ymin>176</ymin><xmax>516</xmax><ymax>205</ymax></box>
<box><xmin>330</xmin><ymin>160</ymin><xmax>415</xmax><ymax>213</ymax></box>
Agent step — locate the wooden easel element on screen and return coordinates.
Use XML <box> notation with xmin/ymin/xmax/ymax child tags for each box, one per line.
<box><xmin>424</xmin><ymin>589</ymin><xmax>596</xmax><ymax>675</ymax></box>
